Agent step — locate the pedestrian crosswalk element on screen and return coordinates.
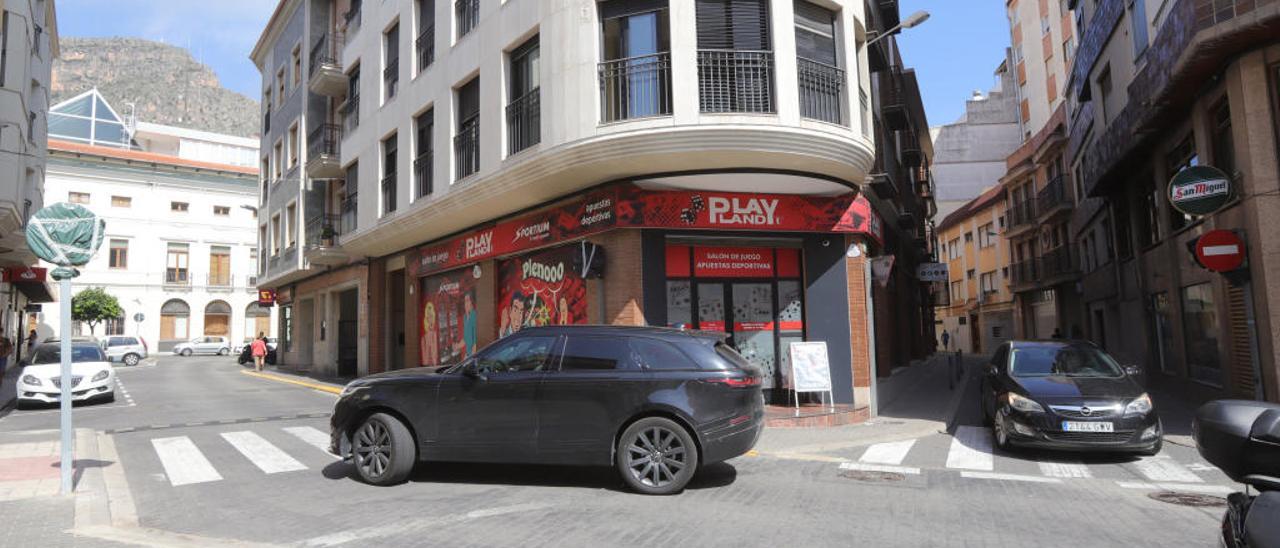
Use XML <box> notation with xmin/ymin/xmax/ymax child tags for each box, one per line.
<box><xmin>838</xmin><ymin>426</ymin><xmax>1230</xmax><ymax>488</ymax></box>
<box><xmin>145</xmin><ymin>426</ymin><xmax>337</xmax><ymax>487</ymax></box>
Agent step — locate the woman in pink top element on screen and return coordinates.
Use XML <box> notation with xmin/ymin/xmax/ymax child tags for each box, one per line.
<box><xmin>250</xmin><ymin>333</ymin><xmax>268</xmax><ymax>372</ymax></box>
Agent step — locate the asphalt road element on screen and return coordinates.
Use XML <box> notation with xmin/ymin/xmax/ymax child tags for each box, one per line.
<box><xmin>0</xmin><ymin>356</ymin><xmax>1238</xmax><ymax>547</ymax></box>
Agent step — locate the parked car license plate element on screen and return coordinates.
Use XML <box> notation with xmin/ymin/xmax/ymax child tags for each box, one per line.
<box><xmin>1062</xmin><ymin>421</ymin><xmax>1114</xmax><ymax>433</ymax></box>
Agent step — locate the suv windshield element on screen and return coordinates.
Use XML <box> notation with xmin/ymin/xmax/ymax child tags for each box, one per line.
<box><xmin>1008</xmin><ymin>344</ymin><xmax>1123</xmax><ymax>378</ymax></box>
<box><xmin>31</xmin><ymin>344</ymin><xmax>107</xmax><ymax>365</ymax></box>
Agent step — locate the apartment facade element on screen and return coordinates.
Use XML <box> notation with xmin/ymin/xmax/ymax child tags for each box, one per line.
<box><xmin>1066</xmin><ymin>0</ymin><xmax>1280</xmax><ymax>403</ymax></box>
<box><xmin>0</xmin><ymin>0</ymin><xmax>58</xmax><ymax>361</ymax></box>
<box><xmin>1001</xmin><ymin>0</ymin><xmax>1082</xmax><ymax>340</ymax></box>
<box><xmin>930</xmin><ymin>57</ymin><xmax>1021</xmax><ymax>220</ymax></box>
<box><xmin>935</xmin><ymin>186</ymin><xmax>1014</xmax><ymax>355</ymax></box>
<box><xmin>252</xmin><ymin>0</ymin><xmax>937</xmax><ymax>406</ymax></box>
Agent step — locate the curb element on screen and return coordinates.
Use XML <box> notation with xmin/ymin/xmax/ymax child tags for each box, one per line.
<box><xmin>240</xmin><ymin>370</ymin><xmax>343</xmax><ymax>395</ymax></box>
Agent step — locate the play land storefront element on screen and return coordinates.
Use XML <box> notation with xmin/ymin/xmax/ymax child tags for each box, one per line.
<box><xmin>386</xmin><ymin>182</ymin><xmax>885</xmax><ymax>407</ymax></box>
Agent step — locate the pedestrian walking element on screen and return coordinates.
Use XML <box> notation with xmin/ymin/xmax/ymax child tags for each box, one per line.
<box><xmin>1051</xmin><ymin>327</ymin><xmax>1063</xmax><ymax>339</ymax></box>
<box><xmin>0</xmin><ymin>336</ymin><xmax>12</xmax><ymax>378</ymax></box>
<box><xmin>251</xmin><ymin>333</ymin><xmax>268</xmax><ymax>372</ymax></box>
<box><xmin>26</xmin><ymin>329</ymin><xmax>37</xmax><ymax>354</ymax></box>
<box><xmin>941</xmin><ymin>330</ymin><xmax>950</xmax><ymax>351</ymax></box>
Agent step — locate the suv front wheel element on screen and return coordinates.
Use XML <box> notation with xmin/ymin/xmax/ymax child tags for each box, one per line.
<box><xmin>616</xmin><ymin>417</ymin><xmax>698</xmax><ymax>495</ymax></box>
<box><xmin>351</xmin><ymin>413</ymin><xmax>416</xmax><ymax>486</ymax></box>
<box><xmin>123</xmin><ymin>353</ymin><xmax>140</xmax><ymax>366</ymax></box>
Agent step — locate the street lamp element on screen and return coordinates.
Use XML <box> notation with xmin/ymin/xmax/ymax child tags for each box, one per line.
<box><xmin>865</xmin><ymin>10</ymin><xmax>931</xmax><ymax>48</ymax></box>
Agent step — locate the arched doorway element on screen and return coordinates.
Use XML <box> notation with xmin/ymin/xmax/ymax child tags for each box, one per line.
<box><xmin>245</xmin><ymin>302</ymin><xmax>270</xmax><ymax>343</ymax></box>
<box><xmin>160</xmin><ymin>299</ymin><xmax>190</xmax><ymax>342</ymax></box>
<box><xmin>204</xmin><ymin>300</ymin><xmax>232</xmax><ymax>337</ymax></box>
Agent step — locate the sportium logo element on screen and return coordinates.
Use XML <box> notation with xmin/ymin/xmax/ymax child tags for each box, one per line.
<box><xmin>707</xmin><ymin>197</ymin><xmax>780</xmax><ymax>226</ymax></box>
<box><xmin>464</xmin><ymin>231</ymin><xmax>494</xmax><ymax>259</ymax></box>
<box><xmin>1172</xmin><ymin>178</ymin><xmax>1229</xmax><ymax>201</ymax></box>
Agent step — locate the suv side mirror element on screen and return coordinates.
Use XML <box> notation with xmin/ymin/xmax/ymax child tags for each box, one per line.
<box><xmin>984</xmin><ymin>364</ymin><xmax>998</xmax><ymax>376</ymax></box>
<box><xmin>462</xmin><ymin>360</ymin><xmax>487</xmax><ymax>382</ymax></box>
<box><xmin>1124</xmin><ymin>365</ymin><xmax>1142</xmax><ymax>377</ymax></box>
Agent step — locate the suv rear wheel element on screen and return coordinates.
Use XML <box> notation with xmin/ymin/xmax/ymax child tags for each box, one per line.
<box><xmin>616</xmin><ymin>417</ymin><xmax>698</xmax><ymax>495</ymax></box>
<box><xmin>123</xmin><ymin>353</ymin><xmax>140</xmax><ymax>366</ymax></box>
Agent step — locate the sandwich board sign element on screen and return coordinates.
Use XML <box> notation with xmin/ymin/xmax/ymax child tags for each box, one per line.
<box><xmin>788</xmin><ymin>341</ymin><xmax>834</xmax><ymax>410</ymax></box>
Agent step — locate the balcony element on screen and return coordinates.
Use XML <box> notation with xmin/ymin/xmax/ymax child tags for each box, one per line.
<box><xmin>1036</xmin><ymin>175</ymin><xmax>1071</xmax><ymax>222</ymax></box>
<box><xmin>599</xmin><ymin>53</ymin><xmax>672</xmax><ymax>123</ymax></box>
<box><xmin>1038</xmin><ymin>245</ymin><xmax>1080</xmax><ymax>285</ymax></box>
<box><xmin>306</xmin><ymin>124</ymin><xmax>343</xmax><ymax>179</ymax></box>
<box><xmin>414</xmin><ymin>153</ymin><xmax>433</xmax><ymax>198</ymax></box>
<box><xmin>305</xmin><ymin>214</ymin><xmax>350</xmax><ymax>266</ymax></box>
<box><xmin>456</xmin><ymin>0</ymin><xmax>478</xmax><ymax>38</ymax></box>
<box><xmin>1009</xmin><ymin>259</ymin><xmax>1038</xmax><ymax>292</ymax></box>
<box><xmin>697</xmin><ymin>50</ymin><xmax>775</xmax><ymax>114</ymax></box>
<box><xmin>869</xmin><ymin>172</ymin><xmax>898</xmax><ymax>199</ymax></box>
<box><xmin>797</xmin><ymin>58</ymin><xmax>845</xmax><ymax>125</ymax></box>
<box><xmin>381</xmin><ymin>172</ymin><xmax>397</xmax><ymax>215</ymax></box>
<box><xmin>1005</xmin><ymin>199</ymin><xmax>1037</xmax><ymax>237</ymax></box>
<box><xmin>341</xmin><ymin>94</ymin><xmax>360</xmax><ymax>134</ymax></box>
<box><xmin>877</xmin><ymin>68</ymin><xmax>909</xmax><ymax>131</ymax></box>
<box><xmin>506</xmin><ymin>88</ymin><xmax>540</xmax><ymax>155</ymax></box>
<box><xmin>416</xmin><ymin>26</ymin><xmax>435</xmax><ymax>73</ymax></box>
<box><xmin>454</xmin><ymin>118</ymin><xmax>479</xmax><ymax>180</ymax></box>
<box><xmin>308</xmin><ymin>33</ymin><xmax>347</xmax><ymax>97</ymax></box>
<box><xmin>206</xmin><ymin>273</ymin><xmax>233</xmax><ymax>290</ymax></box>
<box><xmin>896</xmin><ymin>129</ymin><xmax>922</xmax><ymax>167</ymax></box>
<box><xmin>164</xmin><ymin>270</ymin><xmax>191</xmax><ymax>287</ymax></box>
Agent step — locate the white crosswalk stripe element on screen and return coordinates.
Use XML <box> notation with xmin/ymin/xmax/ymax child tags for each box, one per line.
<box><xmin>283</xmin><ymin>426</ymin><xmax>340</xmax><ymax>459</ymax></box>
<box><xmin>1133</xmin><ymin>455</ymin><xmax>1202</xmax><ymax>483</ymax></box>
<box><xmin>1038</xmin><ymin>461</ymin><xmax>1092</xmax><ymax>478</ymax></box>
<box><xmin>859</xmin><ymin>439</ymin><xmax>916</xmax><ymax>465</ymax></box>
<box><xmin>221</xmin><ymin>431</ymin><xmax>308</xmax><ymax>474</ymax></box>
<box><xmin>152</xmin><ymin>436</ymin><xmax>223</xmax><ymax>486</ymax></box>
<box><xmin>946</xmin><ymin>426</ymin><xmax>994</xmax><ymax>471</ymax></box>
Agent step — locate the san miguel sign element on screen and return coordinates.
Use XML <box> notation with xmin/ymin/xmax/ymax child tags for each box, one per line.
<box><xmin>410</xmin><ymin>184</ymin><xmax>883</xmax><ymax>277</ymax></box>
<box><xmin>1169</xmin><ymin>166</ymin><xmax>1233</xmax><ymax>216</ymax></box>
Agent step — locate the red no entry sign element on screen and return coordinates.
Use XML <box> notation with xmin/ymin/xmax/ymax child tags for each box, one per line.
<box><xmin>1195</xmin><ymin>230</ymin><xmax>1246</xmax><ymax>273</ymax></box>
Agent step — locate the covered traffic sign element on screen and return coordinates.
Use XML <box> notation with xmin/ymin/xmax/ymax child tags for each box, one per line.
<box><xmin>1195</xmin><ymin>230</ymin><xmax>1246</xmax><ymax>273</ymax></box>
<box><xmin>1169</xmin><ymin>165</ymin><xmax>1232</xmax><ymax>216</ymax></box>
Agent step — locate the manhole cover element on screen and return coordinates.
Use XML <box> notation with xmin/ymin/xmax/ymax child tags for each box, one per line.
<box><xmin>1147</xmin><ymin>491</ymin><xmax>1227</xmax><ymax>507</ymax></box>
<box><xmin>839</xmin><ymin>470</ymin><xmax>906</xmax><ymax>483</ymax></box>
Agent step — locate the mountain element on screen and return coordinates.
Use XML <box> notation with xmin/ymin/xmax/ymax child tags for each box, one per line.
<box><xmin>51</xmin><ymin>37</ymin><xmax>260</xmax><ymax>138</ymax></box>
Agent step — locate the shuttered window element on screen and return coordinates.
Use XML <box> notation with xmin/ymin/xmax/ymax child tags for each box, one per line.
<box><xmin>794</xmin><ymin>1</ymin><xmax>836</xmax><ymax>66</ymax></box>
<box><xmin>695</xmin><ymin>0</ymin><xmax>770</xmax><ymax>50</ymax></box>
<box><xmin>695</xmin><ymin>0</ymin><xmax>774</xmax><ymax>113</ymax></box>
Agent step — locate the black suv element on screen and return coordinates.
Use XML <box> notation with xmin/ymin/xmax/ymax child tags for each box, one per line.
<box><xmin>330</xmin><ymin>325</ymin><xmax>765</xmax><ymax>494</ymax></box>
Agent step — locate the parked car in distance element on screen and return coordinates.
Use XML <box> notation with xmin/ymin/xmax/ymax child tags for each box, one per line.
<box><xmin>101</xmin><ymin>335</ymin><xmax>148</xmax><ymax>366</ymax></box>
<box><xmin>43</xmin><ymin>336</ymin><xmax>99</xmax><ymax>344</ymax></box>
<box><xmin>237</xmin><ymin>343</ymin><xmax>277</xmax><ymax>366</ymax></box>
<box><xmin>17</xmin><ymin>342</ymin><xmax>116</xmax><ymax>408</ymax></box>
<box><xmin>329</xmin><ymin>326</ymin><xmax>765</xmax><ymax>494</ymax></box>
<box><xmin>172</xmin><ymin>336</ymin><xmax>231</xmax><ymax>357</ymax></box>
<box><xmin>232</xmin><ymin>337</ymin><xmax>278</xmax><ymax>356</ymax></box>
<box><xmin>980</xmin><ymin>340</ymin><xmax>1161</xmax><ymax>455</ymax></box>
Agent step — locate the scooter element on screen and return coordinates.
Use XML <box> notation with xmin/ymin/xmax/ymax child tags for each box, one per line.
<box><xmin>1193</xmin><ymin>400</ymin><xmax>1280</xmax><ymax>548</ymax></box>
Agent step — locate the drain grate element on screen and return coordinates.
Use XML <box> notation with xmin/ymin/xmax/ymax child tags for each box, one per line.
<box><xmin>839</xmin><ymin>470</ymin><xmax>906</xmax><ymax>483</ymax></box>
<box><xmin>1147</xmin><ymin>491</ymin><xmax>1227</xmax><ymax>508</ymax></box>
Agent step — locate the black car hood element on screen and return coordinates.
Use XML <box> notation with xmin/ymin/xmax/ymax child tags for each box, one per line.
<box><xmin>1013</xmin><ymin>375</ymin><xmax>1143</xmax><ymax>403</ymax></box>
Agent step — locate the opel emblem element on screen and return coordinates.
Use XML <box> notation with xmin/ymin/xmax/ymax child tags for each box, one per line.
<box><xmin>1081</xmin><ymin>406</ymin><xmax>1093</xmax><ymax>416</ymax></box>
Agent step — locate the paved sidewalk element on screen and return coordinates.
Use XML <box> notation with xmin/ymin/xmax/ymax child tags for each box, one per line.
<box><xmin>0</xmin><ymin>365</ymin><xmax>19</xmax><ymax>417</ymax></box>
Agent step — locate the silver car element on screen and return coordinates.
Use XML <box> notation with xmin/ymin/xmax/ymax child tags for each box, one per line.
<box><xmin>172</xmin><ymin>336</ymin><xmax>231</xmax><ymax>356</ymax></box>
<box><xmin>101</xmin><ymin>335</ymin><xmax>148</xmax><ymax>366</ymax></box>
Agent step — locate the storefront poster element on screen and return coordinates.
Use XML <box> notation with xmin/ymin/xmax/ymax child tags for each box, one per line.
<box><xmin>789</xmin><ymin>341</ymin><xmax>833</xmax><ymax>393</ymax></box>
<box><xmin>421</xmin><ymin>268</ymin><xmax>480</xmax><ymax>366</ymax></box>
<box><xmin>497</xmin><ymin>245</ymin><xmax>589</xmax><ymax>338</ymax></box>
<box><xmin>693</xmin><ymin>247</ymin><xmax>774</xmax><ymax>278</ymax></box>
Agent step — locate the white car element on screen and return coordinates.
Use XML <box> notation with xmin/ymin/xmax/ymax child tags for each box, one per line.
<box><xmin>101</xmin><ymin>335</ymin><xmax>149</xmax><ymax>366</ymax></box>
<box><xmin>17</xmin><ymin>342</ymin><xmax>117</xmax><ymax>407</ymax></box>
<box><xmin>172</xmin><ymin>336</ymin><xmax>231</xmax><ymax>356</ymax></box>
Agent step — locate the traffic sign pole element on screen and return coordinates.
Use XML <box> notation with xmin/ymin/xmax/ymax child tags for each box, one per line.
<box><xmin>58</xmin><ymin>277</ymin><xmax>72</xmax><ymax>494</ymax></box>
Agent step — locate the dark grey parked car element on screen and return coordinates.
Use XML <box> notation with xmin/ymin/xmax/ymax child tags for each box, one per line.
<box><xmin>330</xmin><ymin>326</ymin><xmax>765</xmax><ymax>494</ymax></box>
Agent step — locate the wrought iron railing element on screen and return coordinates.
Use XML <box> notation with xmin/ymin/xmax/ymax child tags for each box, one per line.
<box><xmin>416</xmin><ymin>26</ymin><xmax>435</xmax><ymax>72</ymax></box>
<box><xmin>1039</xmin><ymin>245</ymin><xmax>1079</xmax><ymax>280</ymax></box>
<box><xmin>456</xmin><ymin>0</ymin><xmax>478</xmax><ymax>37</ymax></box>
<box><xmin>797</xmin><ymin>58</ymin><xmax>845</xmax><ymax>125</ymax></box>
<box><xmin>340</xmin><ymin>192</ymin><xmax>358</xmax><ymax>232</ymax></box>
<box><xmin>1010</xmin><ymin>259</ymin><xmax>1037</xmax><ymax>288</ymax></box>
<box><xmin>697</xmin><ymin>50</ymin><xmax>775</xmax><ymax>113</ymax></box>
<box><xmin>1037</xmin><ymin>175</ymin><xmax>1070</xmax><ymax>214</ymax></box>
<box><xmin>414</xmin><ymin>153</ymin><xmax>433</xmax><ymax>198</ymax></box>
<box><xmin>165</xmin><ymin>270</ymin><xmax>190</xmax><ymax>285</ymax></box>
<box><xmin>383</xmin><ymin>58</ymin><xmax>399</xmax><ymax>99</ymax></box>
<box><xmin>506</xmin><ymin>89</ymin><xmax>540</xmax><ymax>155</ymax></box>
<box><xmin>598</xmin><ymin>53</ymin><xmax>672</xmax><ymax>123</ymax></box>
<box><xmin>305</xmin><ymin>213</ymin><xmax>345</xmax><ymax>248</ymax></box>
<box><xmin>341</xmin><ymin>94</ymin><xmax>360</xmax><ymax>133</ymax></box>
<box><xmin>307</xmin><ymin>123</ymin><xmax>342</xmax><ymax>161</ymax></box>
<box><xmin>454</xmin><ymin>118</ymin><xmax>479</xmax><ymax>180</ymax></box>
<box><xmin>309</xmin><ymin>32</ymin><xmax>343</xmax><ymax>79</ymax></box>
<box><xmin>1007</xmin><ymin>198</ymin><xmax>1036</xmax><ymax>229</ymax></box>
<box><xmin>381</xmin><ymin>172</ymin><xmax>397</xmax><ymax>214</ymax></box>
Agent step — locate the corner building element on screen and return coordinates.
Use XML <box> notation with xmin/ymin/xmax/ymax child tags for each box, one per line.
<box><xmin>253</xmin><ymin>0</ymin><xmax>929</xmax><ymax>407</ymax></box>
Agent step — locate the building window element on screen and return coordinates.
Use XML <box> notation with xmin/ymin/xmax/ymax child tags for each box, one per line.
<box><xmin>1166</xmin><ymin>134</ymin><xmax>1199</xmax><ymax>232</ymax></box>
<box><xmin>951</xmin><ymin>281</ymin><xmax>964</xmax><ymax>303</ymax></box>
<box><xmin>948</xmin><ymin>237</ymin><xmax>960</xmax><ymax>260</ymax></box>
<box><xmin>795</xmin><ymin>0</ymin><xmax>843</xmax><ymax>124</ymax></box>
<box><xmin>456</xmin><ymin>0</ymin><xmax>479</xmax><ymax>38</ymax></box>
<box><xmin>342</xmin><ymin>162</ymin><xmax>359</xmax><ymax>231</ymax></box>
<box><xmin>0</xmin><ymin>12</ymin><xmax>8</xmax><ymax>87</ymax></box>
<box><xmin>343</xmin><ymin>64</ymin><xmax>361</xmax><ymax>132</ymax></box>
<box><xmin>111</xmin><ymin>195</ymin><xmax>131</xmax><ymax>208</ymax></box>
<box><xmin>599</xmin><ymin>0</ymin><xmax>673</xmax><ymax>122</ymax></box>
<box><xmin>214</xmin><ymin>205</ymin><xmax>230</xmax><ymax>216</ymax></box>
<box><xmin>209</xmin><ymin>246</ymin><xmax>231</xmax><ymax>286</ymax></box>
<box><xmin>1181</xmin><ymin>283</ymin><xmax>1222</xmax><ymax>386</ymax></box>
<box><xmin>414</xmin><ymin>109</ymin><xmax>433</xmax><ymax>198</ymax></box>
<box><xmin>416</xmin><ymin>0</ymin><xmax>436</xmax><ymax>73</ymax></box>
<box><xmin>1211</xmin><ymin>98</ymin><xmax>1236</xmax><ymax>180</ymax></box>
<box><xmin>382</xmin><ymin>134</ymin><xmax>398</xmax><ymax>215</ymax></box>
<box><xmin>286</xmin><ymin>202</ymin><xmax>298</xmax><ymax>247</ymax></box>
<box><xmin>1063</xmin><ymin>36</ymin><xmax>1076</xmax><ymax>63</ymax></box>
<box><xmin>171</xmin><ymin>201</ymin><xmax>189</xmax><ymax>213</ymax></box>
<box><xmin>273</xmin><ymin>140</ymin><xmax>283</xmax><ymax>179</ymax></box>
<box><xmin>966</xmin><ymin>269</ymin><xmax>975</xmax><ymax>280</ymax></box>
<box><xmin>964</xmin><ymin>232</ymin><xmax>973</xmax><ymax>243</ymax></box>
<box><xmin>109</xmin><ymin>239</ymin><xmax>128</xmax><ymax>269</ymax></box>
<box><xmin>271</xmin><ymin>214</ymin><xmax>282</xmax><ymax>255</ymax></box>
<box><xmin>1096</xmin><ymin>64</ymin><xmax>1113</xmax><ymax>121</ymax></box>
<box><xmin>276</xmin><ymin>68</ymin><xmax>285</xmax><ymax>106</ymax></box>
<box><xmin>980</xmin><ymin>271</ymin><xmax>996</xmax><ymax>294</ymax></box>
<box><xmin>696</xmin><ymin>0</ymin><xmax>774</xmax><ymax>114</ymax></box>
<box><xmin>507</xmin><ymin>35</ymin><xmax>541</xmax><ymax>155</ymax></box>
<box><xmin>68</xmin><ymin>191</ymin><xmax>90</xmax><ymax>204</ymax></box>
<box><xmin>384</xmin><ymin>22</ymin><xmax>400</xmax><ymax>101</ymax></box>
<box><xmin>291</xmin><ymin>43</ymin><xmax>302</xmax><ymax>87</ymax></box>
<box><xmin>1130</xmin><ymin>0</ymin><xmax>1148</xmax><ymax>57</ymax></box>
<box><xmin>287</xmin><ymin>123</ymin><xmax>299</xmax><ymax>168</ymax></box>
<box><xmin>1138</xmin><ymin>171</ymin><xmax>1162</xmax><ymax>247</ymax></box>
<box><xmin>978</xmin><ymin>223</ymin><xmax>995</xmax><ymax>248</ymax></box>
<box><xmin>455</xmin><ymin>77</ymin><xmax>480</xmax><ymax>180</ymax></box>
<box><xmin>166</xmin><ymin>243</ymin><xmax>190</xmax><ymax>284</ymax></box>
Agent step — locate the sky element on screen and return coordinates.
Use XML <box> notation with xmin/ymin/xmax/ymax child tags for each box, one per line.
<box><xmin>55</xmin><ymin>0</ymin><xmax>1009</xmax><ymax>127</ymax></box>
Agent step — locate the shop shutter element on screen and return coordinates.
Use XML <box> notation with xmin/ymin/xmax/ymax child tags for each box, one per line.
<box><xmin>1226</xmin><ymin>285</ymin><xmax>1257</xmax><ymax>398</ymax></box>
<box><xmin>599</xmin><ymin>0</ymin><xmax>667</xmax><ymax>21</ymax></box>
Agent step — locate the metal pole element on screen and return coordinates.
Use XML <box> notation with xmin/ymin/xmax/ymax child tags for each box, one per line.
<box><xmin>58</xmin><ymin>277</ymin><xmax>73</xmax><ymax>494</ymax></box>
<box><xmin>864</xmin><ymin>255</ymin><xmax>878</xmax><ymax>418</ymax></box>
